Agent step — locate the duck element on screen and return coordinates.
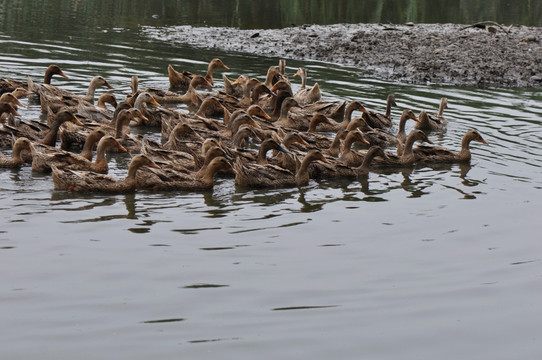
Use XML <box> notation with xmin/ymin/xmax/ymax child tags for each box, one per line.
<box><xmin>346</xmin><ymin>117</ymin><xmax>397</xmax><ymax>148</ymax></box>
<box><xmin>395</xmin><ymin>109</ymin><xmax>420</xmax><ymax>144</ymax></box>
<box><xmin>162</xmin><ymin>122</ymin><xmax>204</xmax><ymax>153</ymax></box>
<box><xmin>234</xmin><ymin>149</ymin><xmax>329</xmax><ymax>188</ymax></box>
<box><xmin>270</xmin><ymin>132</ymin><xmax>309</xmax><ymax>172</ymax></box>
<box><xmin>310</xmin><ymin>100</ymin><xmax>366</xmax><ymax>132</ymax></box>
<box><xmin>131</xmin><ymin>91</ymin><xmax>166</xmax><ymax>127</ymax></box>
<box><xmin>222</xmin><ymin>73</ymin><xmax>245</xmax><ymax>97</ymax></box>
<box><xmin>0</xmin><ymin>137</ymin><xmax>33</xmax><ymax>167</ymax></box>
<box><xmin>168</xmin><ymin>58</ymin><xmax>229</xmax><ymax>90</ymax></box>
<box><xmin>372</xmin><ymin>129</ymin><xmax>432</xmax><ymax>167</ymax></box>
<box><xmin>0</xmin><ymin>101</ymin><xmax>20</xmax><ymax>118</ymax></box>
<box><xmin>78</xmin><ymin>129</ymin><xmax>107</xmax><ymax>160</ymax></box>
<box><xmin>413</xmin><ymin>129</ymin><xmax>487</xmax><ymax>164</ymax></box>
<box><xmin>172</xmin><ymin>75</ymin><xmax>213</xmax><ymax>107</ymax></box>
<box><xmin>136</xmin><ymin>156</ymin><xmax>232</xmax><ymax>191</ymax></box>
<box><xmin>338</xmin><ymin>129</ymin><xmax>370</xmax><ymax>167</ymax></box>
<box><xmin>37</xmin><ymin>75</ymin><xmax>114</xmax><ymax>112</ymax></box>
<box><xmin>328</xmin><ymin>129</ymin><xmax>349</xmax><ymax>157</ymax></box>
<box><xmin>235</xmin><ymin>138</ymin><xmax>288</xmax><ymax>165</ymax></box>
<box><xmin>292</xmin><ymin>67</ymin><xmax>321</xmax><ymax>105</ymax></box>
<box><xmin>362</xmin><ymin>94</ymin><xmax>396</xmax><ymax>129</ymax></box>
<box><xmin>332</xmin><ymin>146</ymin><xmax>389</xmax><ymax>178</ymax></box>
<box><xmin>232</xmin><ymin>125</ymin><xmax>261</xmax><ymax>148</ymax></box>
<box><xmin>32</xmin><ymin>135</ymin><xmax>127</xmax><ymax>173</ymax></box>
<box><xmin>0</xmin><ymin>92</ymin><xmax>25</xmax><ymax>110</ymax></box>
<box><xmin>428</xmin><ymin>97</ymin><xmax>448</xmax><ymax>124</ymax></box>
<box><xmin>76</xmin><ymin>93</ymin><xmax>118</xmax><ymax>123</ymax></box>
<box><xmin>274</xmin><ymin>97</ymin><xmax>311</xmax><ymax>130</ymax></box>
<box><xmin>415</xmin><ymin>109</ymin><xmax>447</xmax><ymax>131</ymax></box>
<box><xmin>52</xmin><ymin>154</ymin><xmax>159</xmax><ymax>193</ymax></box>
<box><xmin>38</xmin><ymin>110</ymin><xmax>83</xmax><ymax>147</ymax></box>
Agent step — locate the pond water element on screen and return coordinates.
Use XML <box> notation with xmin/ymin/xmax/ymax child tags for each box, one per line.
<box><xmin>1</xmin><ymin>2</ymin><xmax>542</xmax><ymax>360</ymax></box>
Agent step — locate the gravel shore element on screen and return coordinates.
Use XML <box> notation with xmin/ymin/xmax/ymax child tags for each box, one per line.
<box><xmin>143</xmin><ymin>22</ymin><xmax>542</xmax><ymax>88</ymax></box>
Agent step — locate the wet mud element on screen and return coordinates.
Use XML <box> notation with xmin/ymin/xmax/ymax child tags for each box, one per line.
<box><xmin>144</xmin><ymin>23</ymin><xmax>542</xmax><ymax>88</ymax></box>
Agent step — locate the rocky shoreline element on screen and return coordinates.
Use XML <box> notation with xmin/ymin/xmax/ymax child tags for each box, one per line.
<box><xmin>143</xmin><ymin>22</ymin><xmax>542</xmax><ymax>88</ymax></box>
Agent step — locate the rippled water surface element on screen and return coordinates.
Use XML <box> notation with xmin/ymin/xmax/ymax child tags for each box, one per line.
<box><xmin>1</xmin><ymin>3</ymin><xmax>542</xmax><ymax>360</ymax></box>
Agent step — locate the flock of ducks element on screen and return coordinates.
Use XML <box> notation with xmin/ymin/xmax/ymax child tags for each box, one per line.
<box><xmin>0</xmin><ymin>60</ymin><xmax>487</xmax><ymax>193</ymax></box>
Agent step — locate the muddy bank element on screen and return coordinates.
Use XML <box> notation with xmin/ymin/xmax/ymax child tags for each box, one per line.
<box><xmin>143</xmin><ymin>23</ymin><xmax>542</xmax><ymax>88</ymax></box>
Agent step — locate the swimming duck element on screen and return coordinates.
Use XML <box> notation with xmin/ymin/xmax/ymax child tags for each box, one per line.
<box><xmin>339</xmin><ymin>129</ymin><xmax>370</xmax><ymax>167</ymax></box>
<box><xmin>232</xmin><ymin>125</ymin><xmax>261</xmax><ymax>148</ymax></box>
<box><xmin>32</xmin><ymin>135</ymin><xmax>127</xmax><ymax>173</ymax></box>
<box><xmin>137</xmin><ymin>155</ymin><xmax>232</xmax><ymax>191</ymax></box>
<box><xmin>0</xmin><ymin>102</ymin><xmax>20</xmax><ymax>118</ymax></box>
<box><xmin>162</xmin><ymin>122</ymin><xmax>204</xmax><ymax>153</ymax></box>
<box><xmin>274</xmin><ymin>97</ymin><xmax>311</xmax><ymax>130</ymax></box>
<box><xmin>415</xmin><ymin>110</ymin><xmax>446</xmax><ymax>131</ymax></box>
<box><xmin>0</xmin><ymin>93</ymin><xmax>25</xmax><ymax>110</ymax></box>
<box><xmin>293</xmin><ymin>67</ymin><xmax>321</xmax><ymax>105</ymax></box>
<box><xmin>413</xmin><ymin>129</ymin><xmax>487</xmax><ymax>163</ymax></box>
<box><xmin>52</xmin><ymin>154</ymin><xmax>159</xmax><ymax>193</ymax></box>
<box><xmin>76</xmin><ymin>93</ymin><xmax>118</xmax><ymax>123</ymax></box>
<box><xmin>332</xmin><ymin>146</ymin><xmax>389</xmax><ymax>178</ymax></box>
<box><xmin>76</xmin><ymin>129</ymin><xmax>106</xmax><ymax>161</ymax></box>
<box><xmin>428</xmin><ymin>97</ymin><xmax>448</xmax><ymax>124</ymax></box>
<box><xmin>234</xmin><ymin>149</ymin><xmax>328</xmax><ymax>188</ymax></box>
<box><xmin>37</xmin><ymin>75</ymin><xmax>114</xmax><ymax>113</ymax></box>
<box><xmin>173</xmin><ymin>75</ymin><xmax>213</xmax><ymax>107</ymax></box>
<box><xmin>0</xmin><ymin>137</ymin><xmax>33</xmax><ymax>167</ymax></box>
<box><xmin>362</xmin><ymin>94</ymin><xmax>396</xmax><ymax>129</ymax></box>
<box><xmin>328</xmin><ymin>129</ymin><xmax>349</xmax><ymax>157</ymax></box>
<box><xmin>168</xmin><ymin>58</ymin><xmax>229</xmax><ymax>89</ymax></box>
<box><xmin>395</xmin><ymin>109</ymin><xmax>420</xmax><ymax>144</ymax></box>
<box><xmin>39</xmin><ymin>110</ymin><xmax>83</xmax><ymax>147</ymax></box>
<box><xmin>373</xmin><ymin>129</ymin><xmax>432</xmax><ymax>167</ymax></box>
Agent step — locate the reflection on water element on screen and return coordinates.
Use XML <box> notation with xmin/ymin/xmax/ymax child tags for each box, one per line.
<box><xmin>1</xmin><ymin>2</ymin><xmax>542</xmax><ymax>360</ymax></box>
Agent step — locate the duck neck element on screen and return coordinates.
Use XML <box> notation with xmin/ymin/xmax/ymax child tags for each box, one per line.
<box><xmin>125</xmin><ymin>161</ymin><xmax>142</xmax><ymax>181</ymax></box>
<box><xmin>299</xmin><ymin>71</ymin><xmax>307</xmax><ymax>89</ymax></box>
<box><xmin>80</xmin><ymin>134</ymin><xmax>100</xmax><ymax>160</ymax></box>
<box><xmin>94</xmin><ymin>140</ymin><xmax>110</xmax><ymax>164</ymax></box>
<box><xmin>85</xmin><ymin>79</ymin><xmax>100</xmax><ymax>103</ymax></box>
<box><xmin>343</xmin><ymin>103</ymin><xmax>358</xmax><ymax>125</ymax></box>
<box><xmin>397</xmin><ymin>112</ymin><xmax>409</xmax><ymax>138</ymax></box>
<box><xmin>438</xmin><ymin>100</ymin><xmax>446</xmax><ymax>116</ymax></box>
<box><xmin>359</xmin><ymin>147</ymin><xmax>379</xmax><ymax>171</ymax></box>
<box><xmin>41</xmin><ymin>118</ymin><xmax>63</xmax><ymax>146</ymax></box>
<box><xmin>403</xmin><ymin>134</ymin><xmax>419</xmax><ymax>156</ymax></box>
<box><xmin>11</xmin><ymin>142</ymin><xmax>26</xmax><ymax>162</ymax></box>
<box><xmin>115</xmin><ymin>117</ymin><xmax>129</xmax><ymax>138</ymax></box>
<box><xmin>385</xmin><ymin>97</ymin><xmax>393</xmax><ymax>118</ymax></box>
<box><xmin>279</xmin><ymin>102</ymin><xmax>293</xmax><ymax>121</ymax></box>
<box><xmin>296</xmin><ymin>154</ymin><xmax>316</xmax><ymax>184</ymax></box>
<box><xmin>342</xmin><ymin>134</ymin><xmax>358</xmax><ymax>155</ymax></box>
<box><xmin>257</xmin><ymin>142</ymin><xmax>273</xmax><ymax>164</ymax></box>
<box><xmin>43</xmin><ymin>68</ymin><xmax>55</xmax><ymax>85</ymax></box>
<box><xmin>330</xmin><ymin>133</ymin><xmax>344</xmax><ymax>153</ymax></box>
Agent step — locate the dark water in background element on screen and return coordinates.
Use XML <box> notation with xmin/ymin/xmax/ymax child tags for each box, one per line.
<box><xmin>1</xmin><ymin>1</ymin><xmax>542</xmax><ymax>360</ymax></box>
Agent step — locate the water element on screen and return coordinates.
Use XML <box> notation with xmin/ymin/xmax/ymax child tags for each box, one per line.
<box><xmin>1</xmin><ymin>2</ymin><xmax>542</xmax><ymax>359</ymax></box>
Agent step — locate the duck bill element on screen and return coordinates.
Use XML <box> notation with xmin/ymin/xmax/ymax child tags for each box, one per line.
<box><xmin>297</xmin><ymin>136</ymin><xmax>310</xmax><ymax>147</ymax></box>
<box><xmin>221</xmin><ymin>64</ymin><xmax>230</xmax><ymax>70</ymax></box>
<box><xmin>10</xmin><ymin>107</ymin><xmax>21</xmax><ymax>116</ymax></box>
<box><xmin>259</xmin><ymin>110</ymin><xmax>271</xmax><ymax>120</ymax></box>
<box><xmin>71</xmin><ymin>115</ymin><xmax>84</xmax><ymax>126</ymax></box>
<box><xmin>231</xmin><ymin>78</ymin><xmax>241</xmax><ymax>86</ymax></box>
<box><xmin>270</xmin><ymin>83</ymin><xmax>280</xmax><ymax>92</ymax></box>
<box><xmin>147</xmin><ymin>161</ymin><xmax>161</xmax><ymax>169</ymax></box>
<box><xmin>58</xmin><ymin>70</ymin><xmax>69</xmax><ymax>79</ymax></box>
<box><xmin>249</xmin><ymin>119</ymin><xmax>261</xmax><ymax>129</ymax></box>
<box><xmin>104</xmin><ymin>81</ymin><xmax>114</xmax><ymax>90</ymax></box>
<box><xmin>276</xmin><ymin>144</ymin><xmax>289</xmax><ymax>154</ymax></box>
<box><xmin>412</xmin><ymin>115</ymin><xmax>419</xmax><ymax>122</ymax></box>
<box><xmin>13</xmin><ymin>98</ymin><xmax>24</xmax><ymax>108</ymax></box>
<box><xmin>149</xmin><ymin>97</ymin><xmax>161</xmax><ymax>107</ymax></box>
<box><xmin>116</xmin><ymin>143</ymin><xmax>128</xmax><ymax>152</ymax></box>
<box><xmin>477</xmin><ymin>137</ymin><xmax>488</xmax><ymax>145</ymax></box>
